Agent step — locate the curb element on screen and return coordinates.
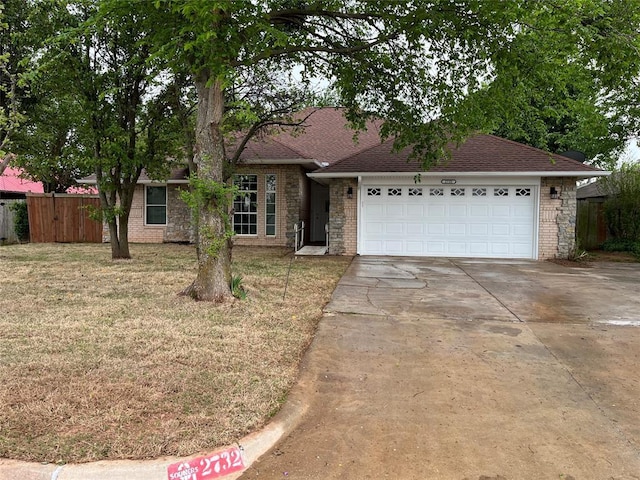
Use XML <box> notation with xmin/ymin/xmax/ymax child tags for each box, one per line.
<box><xmin>0</xmin><ymin>387</ymin><xmax>307</xmax><ymax>480</ymax></box>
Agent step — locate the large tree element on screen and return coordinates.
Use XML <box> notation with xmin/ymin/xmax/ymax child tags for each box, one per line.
<box><xmin>102</xmin><ymin>0</ymin><xmax>640</xmax><ymax>301</ymax></box>
<box><xmin>0</xmin><ymin>0</ymin><xmax>31</xmax><ymax>175</ymax></box>
<box><xmin>35</xmin><ymin>1</ymin><xmax>186</xmax><ymax>258</ymax></box>
<box><xmin>467</xmin><ymin>2</ymin><xmax>640</xmax><ymax>167</ymax></box>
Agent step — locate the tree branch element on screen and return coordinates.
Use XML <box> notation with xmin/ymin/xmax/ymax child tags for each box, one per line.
<box><xmin>233</xmin><ymin>32</ymin><xmax>398</xmax><ymax>66</ymax></box>
<box><xmin>229</xmin><ymin>109</ymin><xmax>317</xmax><ymax>165</ymax></box>
<box><xmin>0</xmin><ymin>153</ymin><xmax>16</xmax><ymax>176</ymax></box>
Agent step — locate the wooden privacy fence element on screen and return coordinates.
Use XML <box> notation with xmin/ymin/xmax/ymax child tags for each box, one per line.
<box><xmin>576</xmin><ymin>199</ymin><xmax>608</xmax><ymax>250</ymax></box>
<box><xmin>27</xmin><ymin>193</ymin><xmax>102</xmax><ymax>243</ymax></box>
<box><xmin>0</xmin><ymin>199</ymin><xmax>21</xmax><ymax>245</ymax></box>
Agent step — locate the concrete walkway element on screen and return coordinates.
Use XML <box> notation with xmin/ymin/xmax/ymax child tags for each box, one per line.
<box><xmin>240</xmin><ymin>257</ymin><xmax>640</xmax><ymax>479</ymax></box>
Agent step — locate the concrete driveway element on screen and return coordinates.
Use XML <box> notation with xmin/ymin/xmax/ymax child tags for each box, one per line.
<box><xmin>241</xmin><ymin>257</ymin><xmax>640</xmax><ymax>479</ymax></box>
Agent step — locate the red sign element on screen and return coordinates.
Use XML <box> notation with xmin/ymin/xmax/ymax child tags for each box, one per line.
<box><xmin>167</xmin><ymin>446</ymin><xmax>245</xmax><ymax>480</ymax></box>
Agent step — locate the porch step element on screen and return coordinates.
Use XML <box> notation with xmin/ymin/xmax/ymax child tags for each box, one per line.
<box><xmin>295</xmin><ymin>245</ymin><xmax>328</xmax><ymax>256</ymax></box>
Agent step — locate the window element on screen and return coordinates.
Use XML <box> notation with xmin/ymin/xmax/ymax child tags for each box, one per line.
<box><xmin>367</xmin><ymin>188</ymin><xmax>381</xmax><ymax>196</ymax></box>
<box><xmin>265</xmin><ymin>174</ymin><xmax>276</xmax><ymax>236</ymax></box>
<box><xmin>146</xmin><ymin>185</ymin><xmax>166</xmax><ymax>225</ymax></box>
<box><xmin>233</xmin><ymin>175</ymin><xmax>257</xmax><ymax>235</ymax></box>
<box><xmin>516</xmin><ymin>188</ymin><xmax>531</xmax><ymax>197</ymax></box>
<box><xmin>494</xmin><ymin>188</ymin><xmax>509</xmax><ymax>197</ymax></box>
<box><xmin>429</xmin><ymin>188</ymin><xmax>443</xmax><ymax>196</ymax></box>
<box><xmin>451</xmin><ymin>187</ymin><xmax>466</xmax><ymax>197</ymax></box>
<box><xmin>408</xmin><ymin>187</ymin><xmax>423</xmax><ymax>196</ymax></box>
<box><xmin>388</xmin><ymin>187</ymin><xmax>402</xmax><ymax>196</ymax></box>
<box><xmin>472</xmin><ymin>188</ymin><xmax>487</xmax><ymax>197</ymax></box>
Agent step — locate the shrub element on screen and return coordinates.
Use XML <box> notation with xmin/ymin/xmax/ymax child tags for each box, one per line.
<box><xmin>230</xmin><ymin>274</ymin><xmax>247</xmax><ymax>300</ymax></box>
<box><xmin>601</xmin><ymin>163</ymin><xmax>640</xmax><ymax>242</ymax></box>
<box><xmin>10</xmin><ymin>201</ymin><xmax>29</xmax><ymax>242</ymax></box>
<box><xmin>602</xmin><ymin>238</ymin><xmax>640</xmax><ymax>258</ymax></box>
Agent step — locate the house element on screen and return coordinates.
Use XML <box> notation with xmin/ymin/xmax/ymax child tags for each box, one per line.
<box><xmin>0</xmin><ymin>167</ymin><xmax>44</xmax><ymax>199</ymax></box>
<box><xmin>81</xmin><ymin>107</ymin><xmax>608</xmax><ymax>260</ymax></box>
<box><xmin>0</xmin><ymin>167</ymin><xmax>44</xmax><ymax>244</ymax></box>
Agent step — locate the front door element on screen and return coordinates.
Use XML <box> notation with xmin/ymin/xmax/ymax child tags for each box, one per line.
<box><xmin>310</xmin><ymin>182</ymin><xmax>329</xmax><ymax>243</ymax></box>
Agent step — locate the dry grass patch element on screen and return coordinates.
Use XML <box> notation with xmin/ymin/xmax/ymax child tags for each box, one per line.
<box><xmin>0</xmin><ymin>243</ymin><xmax>351</xmax><ymax>463</ymax></box>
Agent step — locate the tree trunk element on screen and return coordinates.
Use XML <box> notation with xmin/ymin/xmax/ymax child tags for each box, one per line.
<box><xmin>96</xmin><ymin>166</ymin><xmax>135</xmax><ymax>260</ymax></box>
<box><xmin>182</xmin><ymin>73</ymin><xmax>233</xmax><ymax>302</ymax></box>
<box><xmin>0</xmin><ymin>153</ymin><xmax>15</xmax><ymax>176</ymax></box>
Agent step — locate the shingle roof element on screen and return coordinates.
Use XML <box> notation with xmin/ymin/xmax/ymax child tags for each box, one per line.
<box><xmin>314</xmin><ymin>134</ymin><xmax>603</xmax><ymax>175</ymax></box>
<box><xmin>577</xmin><ymin>180</ymin><xmax>608</xmax><ymax>199</ymax></box>
<box><xmin>238</xmin><ymin>107</ymin><xmax>383</xmax><ymax>164</ymax></box>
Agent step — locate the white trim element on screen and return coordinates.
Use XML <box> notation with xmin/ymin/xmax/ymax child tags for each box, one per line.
<box><xmin>141</xmin><ymin>179</ymin><xmax>189</xmax><ymax>185</ymax></box>
<box><xmin>241</xmin><ymin>158</ymin><xmax>327</xmax><ymax>169</ymax></box>
<box><xmin>265</xmin><ymin>173</ymin><xmax>277</xmax><ymax>237</ymax></box>
<box><xmin>356</xmin><ymin>175</ymin><xmax>362</xmax><ymax>256</ymax></box>
<box><xmin>309</xmin><ymin>170</ymin><xmax>609</xmax><ymax>179</ymax></box>
<box><xmin>77</xmin><ymin>178</ymin><xmax>189</xmax><ymax>185</ymax></box>
<box><xmin>233</xmin><ymin>173</ymin><xmax>259</xmax><ymax>236</ymax></box>
<box><xmin>533</xmin><ymin>180</ymin><xmax>541</xmax><ymax>260</ymax></box>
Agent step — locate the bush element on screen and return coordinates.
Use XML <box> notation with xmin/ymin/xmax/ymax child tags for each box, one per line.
<box><xmin>602</xmin><ymin>238</ymin><xmax>640</xmax><ymax>257</ymax></box>
<box><xmin>10</xmin><ymin>201</ymin><xmax>29</xmax><ymax>242</ymax></box>
<box><xmin>601</xmin><ymin>163</ymin><xmax>640</xmax><ymax>242</ymax></box>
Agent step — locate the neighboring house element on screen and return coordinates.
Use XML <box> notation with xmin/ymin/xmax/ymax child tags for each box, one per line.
<box><xmin>0</xmin><ymin>167</ymin><xmax>44</xmax><ymax>244</ymax></box>
<box><xmin>0</xmin><ymin>167</ymin><xmax>44</xmax><ymax>199</ymax></box>
<box><xmin>79</xmin><ymin>107</ymin><xmax>608</xmax><ymax>260</ymax></box>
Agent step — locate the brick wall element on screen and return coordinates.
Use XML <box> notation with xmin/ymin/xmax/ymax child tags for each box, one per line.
<box><xmin>328</xmin><ymin>178</ymin><xmax>357</xmax><ymax>255</ymax></box>
<box><xmin>539</xmin><ymin>177</ymin><xmax>577</xmax><ymax>259</ymax></box>
<box><xmin>103</xmin><ymin>185</ymin><xmax>166</xmax><ymax>243</ymax></box>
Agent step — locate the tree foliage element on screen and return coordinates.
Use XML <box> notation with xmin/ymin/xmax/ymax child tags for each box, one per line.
<box><xmin>30</xmin><ymin>2</ymin><xmax>189</xmax><ymax>258</ymax></box>
<box><xmin>468</xmin><ymin>0</ymin><xmax>640</xmax><ymax>167</ymax></box>
<box><xmin>0</xmin><ymin>0</ymin><xmax>30</xmax><ymax>175</ymax></box>
<box><xmin>601</xmin><ymin>163</ymin><xmax>640</xmax><ymax>242</ymax></box>
<box><xmin>93</xmin><ymin>0</ymin><xmax>640</xmax><ymax>301</ymax></box>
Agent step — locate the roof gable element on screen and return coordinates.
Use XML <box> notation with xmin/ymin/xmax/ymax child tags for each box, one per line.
<box><xmin>238</xmin><ymin>107</ymin><xmax>383</xmax><ymax>164</ymax></box>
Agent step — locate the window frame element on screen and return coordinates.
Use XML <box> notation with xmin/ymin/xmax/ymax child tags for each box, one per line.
<box><xmin>233</xmin><ymin>174</ymin><xmax>258</xmax><ymax>236</ymax></box>
<box><xmin>145</xmin><ymin>184</ymin><xmax>167</xmax><ymax>226</ymax></box>
<box><xmin>265</xmin><ymin>174</ymin><xmax>277</xmax><ymax>237</ymax></box>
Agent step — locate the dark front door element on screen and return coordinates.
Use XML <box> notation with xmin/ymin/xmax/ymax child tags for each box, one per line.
<box><xmin>310</xmin><ymin>182</ymin><xmax>329</xmax><ymax>243</ymax></box>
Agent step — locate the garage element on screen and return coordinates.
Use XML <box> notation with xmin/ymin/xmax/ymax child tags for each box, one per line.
<box><xmin>308</xmin><ymin>133</ymin><xmax>606</xmax><ymax>260</ymax></box>
<box><xmin>360</xmin><ymin>180</ymin><xmax>537</xmax><ymax>259</ymax></box>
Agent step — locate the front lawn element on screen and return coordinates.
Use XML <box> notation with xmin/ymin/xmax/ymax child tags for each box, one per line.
<box><xmin>0</xmin><ymin>243</ymin><xmax>351</xmax><ymax>463</ymax></box>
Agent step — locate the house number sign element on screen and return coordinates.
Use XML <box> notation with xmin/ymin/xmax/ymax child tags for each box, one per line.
<box><xmin>440</xmin><ymin>179</ymin><xmax>457</xmax><ymax>184</ymax></box>
<box><xmin>167</xmin><ymin>446</ymin><xmax>245</xmax><ymax>480</ymax></box>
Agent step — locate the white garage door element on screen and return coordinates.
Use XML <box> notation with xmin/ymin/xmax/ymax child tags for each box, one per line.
<box><xmin>361</xmin><ymin>184</ymin><xmax>536</xmax><ymax>259</ymax></box>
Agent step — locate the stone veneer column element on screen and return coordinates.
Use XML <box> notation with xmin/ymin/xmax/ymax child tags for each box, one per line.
<box><xmin>328</xmin><ymin>178</ymin><xmax>357</xmax><ymax>255</ymax></box>
<box><xmin>285</xmin><ymin>169</ymin><xmax>301</xmax><ymax>248</ymax></box>
<box><xmin>539</xmin><ymin>177</ymin><xmax>577</xmax><ymax>259</ymax></box>
<box><xmin>164</xmin><ymin>185</ymin><xmax>194</xmax><ymax>243</ymax></box>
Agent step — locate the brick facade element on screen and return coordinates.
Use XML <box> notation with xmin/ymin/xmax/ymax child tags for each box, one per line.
<box><xmin>328</xmin><ymin>178</ymin><xmax>358</xmax><ymax>255</ymax></box>
<box><xmin>102</xmin><ymin>165</ymin><xmax>311</xmax><ymax>247</ymax></box>
<box><xmin>538</xmin><ymin>177</ymin><xmax>577</xmax><ymax>259</ymax></box>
